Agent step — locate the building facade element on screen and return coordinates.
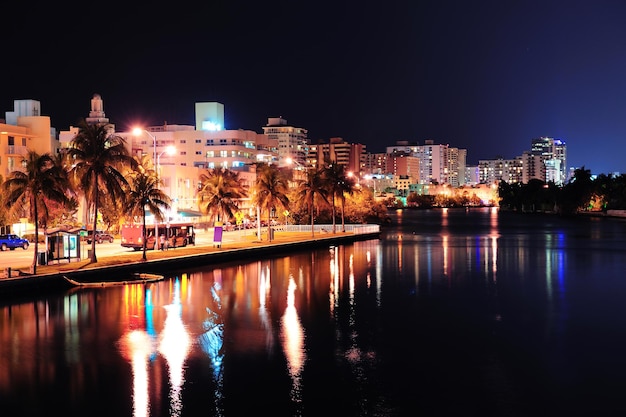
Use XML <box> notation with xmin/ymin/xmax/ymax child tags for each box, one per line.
<box><xmin>262</xmin><ymin>117</ymin><xmax>308</xmax><ymax>167</ymax></box>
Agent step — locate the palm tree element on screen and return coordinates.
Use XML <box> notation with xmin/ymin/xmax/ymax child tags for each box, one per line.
<box><xmin>323</xmin><ymin>163</ymin><xmax>358</xmax><ymax>233</ymax></box>
<box><xmin>124</xmin><ymin>161</ymin><xmax>171</xmax><ymax>261</ymax></box>
<box><xmin>2</xmin><ymin>151</ymin><xmax>71</xmax><ymax>274</ymax></box>
<box><xmin>295</xmin><ymin>167</ymin><xmax>329</xmax><ymax>237</ymax></box>
<box><xmin>65</xmin><ymin>120</ymin><xmax>136</xmax><ymax>263</ymax></box>
<box><xmin>253</xmin><ymin>163</ymin><xmax>290</xmax><ymax>242</ymax></box>
<box><xmin>197</xmin><ymin>168</ymin><xmax>248</xmax><ymax>225</ymax></box>
<box><xmin>334</xmin><ymin>168</ymin><xmax>358</xmax><ymax>232</ymax></box>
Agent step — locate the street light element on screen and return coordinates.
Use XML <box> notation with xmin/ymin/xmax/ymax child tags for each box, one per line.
<box><xmin>133</xmin><ymin>127</ymin><xmax>159</xmax><ymax>245</ymax></box>
<box><xmin>157</xmin><ymin>145</ymin><xmax>177</xmax><ymax>178</ymax></box>
<box><xmin>132</xmin><ymin>128</ymin><xmax>157</xmax><ymax>170</ymax></box>
<box><xmin>285</xmin><ymin>156</ymin><xmax>304</xmax><ymax>169</ymax></box>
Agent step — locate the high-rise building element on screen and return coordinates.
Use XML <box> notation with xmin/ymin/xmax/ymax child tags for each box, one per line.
<box><xmin>385</xmin><ymin>150</ymin><xmax>420</xmax><ymax>182</ymax></box>
<box><xmin>307</xmin><ymin>137</ymin><xmax>367</xmax><ymax>175</ymax></box>
<box><xmin>262</xmin><ymin>117</ymin><xmax>308</xmax><ymax>167</ymax></box>
<box><xmin>446</xmin><ymin>147</ymin><xmax>467</xmax><ymax>187</ymax></box>
<box><xmin>478</xmin><ymin>157</ymin><xmax>524</xmax><ymax>184</ymax></box>
<box><xmin>530</xmin><ymin>136</ymin><xmax>567</xmax><ymax>185</ymax></box>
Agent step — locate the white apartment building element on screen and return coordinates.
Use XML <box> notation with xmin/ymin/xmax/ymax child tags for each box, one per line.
<box><xmin>262</xmin><ymin>117</ymin><xmax>308</xmax><ymax>167</ymax></box>
<box><xmin>59</xmin><ymin>96</ymin><xmax>279</xmax><ymax>224</ymax></box>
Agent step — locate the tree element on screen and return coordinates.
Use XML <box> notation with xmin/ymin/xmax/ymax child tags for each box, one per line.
<box><xmin>336</xmin><ymin>168</ymin><xmax>358</xmax><ymax>232</ymax></box>
<box><xmin>253</xmin><ymin>163</ymin><xmax>290</xmax><ymax>242</ymax></box>
<box><xmin>559</xmin><ymin>166</ymin><xmax>594</xmax><ymax>214</ymax></box>
<box><xmin>197</xmin><ymin>168</ymin><xmax>248</xmax><ymax>225</ymax></box>
<box><xmin>2</xmin><ymin>151</ymin><xmax>71</xmax><ymax>274</ymax></box>
<box><xmin>295</xmin><ymin>167</ymin><xmax>329</xmax><ymax>237</ymax></box>
<box><xmin>124</xmin><ymin>162</ymin><xmax>171</xmax><ymax>261</ymax></box>
<box><xmin>65</xmin><ymin>121</ymin><xmax>136</xmax><ymax>262</ymax></box>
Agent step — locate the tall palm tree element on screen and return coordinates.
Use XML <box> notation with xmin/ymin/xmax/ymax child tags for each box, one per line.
<box><xmin>327</xmin><ymin>165</ymin><xmax>358</xmax><ymax>232</ymax></box>
<box><xmin>65</xmin><ymin>120</ymin><xmax>136</xmax><ymax>263</ymax></box>
<box><xmin>295</xmin><ymin>167</ymin><xmax>329</xmax><ymax>237</ymax></box>
<box><xmin>2</xmin><ymin>151</ymin><xmax>71</xmax><ymax>274</ymax></box>
<box><xmin>124</xmin><ymin>161</ymin><xmax>171</xmax><ymax>261</ymax></box>
<box><xmin>197</xmin><ymin>168</ymin><xmax>248</xmax><ymax>225</ymax></box>
<box><xmin>322</xmin><ymin>163</ymin><xmax>348</xmax><ymax>233</ymax></box>
<box><xmin>253</xmin><ymin>163</ymin><xmax>290</xmax><ymax>242</ymax></box>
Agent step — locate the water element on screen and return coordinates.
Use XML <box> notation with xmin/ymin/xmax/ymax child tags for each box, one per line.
<box><xmin>2</xmin><ymin>208</ymin><xmax>626</xmax><ymax>416</ymax></box>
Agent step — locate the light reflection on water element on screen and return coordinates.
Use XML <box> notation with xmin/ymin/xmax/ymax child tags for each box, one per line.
<box><xmin>2</xmin><ymin>208</ymin><xmax>626</xmax><ymax>416</ymax></box>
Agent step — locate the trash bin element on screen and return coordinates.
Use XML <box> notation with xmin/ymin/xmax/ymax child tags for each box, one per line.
<box><xmin>38</xmin><ymin>251</ymin><xmax>47</xmax><ymax>266</ymax></box>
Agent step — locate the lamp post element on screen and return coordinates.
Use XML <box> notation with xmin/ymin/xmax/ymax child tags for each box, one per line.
<box><xmin>157</xmin><ymin>145</ymin><xmax>177</xmax><ymax>179</ymax></box>
<box><xmin>133</xmin><ymin>128</ymin><xmax>159</xmax><ymax>245</ymax></box>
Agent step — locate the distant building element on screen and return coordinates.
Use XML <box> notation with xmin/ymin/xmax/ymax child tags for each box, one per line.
<box><xmin>385</xmin><ymin>150</ymin><xmax>420</xmax><ymax>182</ymax></box>
<box><xmin>307</xmin><ymin>137</ymin><xmax>367</xmax><ymax>175</ymax></box>
<box><xmin>521</xmin><ymin>151</ymin><xmax>546</xmax><ymax>184</ymax></box>
<box><xmin>478</xmin><ymin>157</ymin><xmax>523</xmax><ymax>184</ymax></box>
<box><xmin>387</xmin><ymin>140</ymin><xmax>467</xmax><ymax>186</ymax></box>
<box><xmin>262</xmin><ymin>117</ymin><xmax>308</xmax><ymax>167</ymax></box>
<box><xmin>530</xmin><ymin>136</ymin><xmax>567</xmax><ymax>185</ymax></box>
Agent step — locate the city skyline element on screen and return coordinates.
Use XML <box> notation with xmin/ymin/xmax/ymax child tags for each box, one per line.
<box><xmin>4</xmin><ymin>0</ymin><xmax>626</xmax><ymax>175</ymax></box>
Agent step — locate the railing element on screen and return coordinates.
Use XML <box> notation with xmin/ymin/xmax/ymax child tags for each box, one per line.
<box><xmin>281</xmin><ymin>224</ymin><xmax>380</xmax><ymax>235</ymax></box>
<box><xmin>6</xmin><ymin>145</ymin><xmax>28</xmax><ymax>156</ymax></box>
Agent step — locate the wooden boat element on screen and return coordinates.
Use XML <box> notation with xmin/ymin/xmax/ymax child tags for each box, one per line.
<box><xmin>63</xmin><ymin>273</ymin><xmax>164</xmax><ymax>287</ymax></box>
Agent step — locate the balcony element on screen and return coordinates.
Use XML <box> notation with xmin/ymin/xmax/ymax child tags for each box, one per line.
<box><xmin>6</xmin><ymin>145</ymin><xmax>28</xmax><ymax>156</ymax></box>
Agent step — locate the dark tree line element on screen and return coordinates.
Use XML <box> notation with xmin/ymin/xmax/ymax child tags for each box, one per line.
<box><xmin>498</xmin><ymin>167</ymin><xmax>626</xmax><ymax>214</ymax></box>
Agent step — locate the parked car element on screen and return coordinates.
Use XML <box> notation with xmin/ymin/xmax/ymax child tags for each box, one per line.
<box><xmin>0</xmin><ymin>234</ymin><xmax>30</xmax><ymax>251</ymax></box>
<box><xmin>85</xmin><ymin>230</ymin><xmax>115</xmax><ymax>244</ymax></box>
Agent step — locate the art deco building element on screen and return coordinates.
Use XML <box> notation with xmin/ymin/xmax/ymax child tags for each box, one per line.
<box><xmin>59</xmin><ymin>96</ymin><xmax>279</xmax><ymax>223</ymax></box>
<box><xmin>0</xmin><ymin>99</ymin><xmax>60</xmax><ymax>178</ymax></box>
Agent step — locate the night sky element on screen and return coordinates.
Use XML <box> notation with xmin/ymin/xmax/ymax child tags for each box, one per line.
<box><xmin>4</xmin><ymin>0</ymin><xmax>626</xmax><ymax>174</ymax></box>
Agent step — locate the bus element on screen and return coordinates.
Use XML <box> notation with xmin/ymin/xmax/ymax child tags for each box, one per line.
<box><xmin>121</xmin><ymin>222</ymin><xmax>196</xmax><ymax>251</ymax></box>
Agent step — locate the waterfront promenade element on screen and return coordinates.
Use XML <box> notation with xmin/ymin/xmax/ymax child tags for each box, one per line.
<box><xmin>0</xmin><ymin>225</ymin><xmax>380</xmax><ymax>297</ymax></box>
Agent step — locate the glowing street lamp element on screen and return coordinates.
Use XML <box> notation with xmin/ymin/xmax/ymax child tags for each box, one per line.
<box><xmin>132</xmin><ymin>128</ymin><xmax>157</xmax><ymax>170</ymax></box>
<box><xmin>133</xmin><ymin>127</ymin><xmax>159</xmax><ymax>245</ymax></box>
<box><xmin>157</xmin><ymin>145</ymin><xmax>177</xmax><ymax>178</ymax></box>
<box><xmin>285</xmin><ymin>156</ymin><xmax>304</xmax><ymax>169</ymax></box>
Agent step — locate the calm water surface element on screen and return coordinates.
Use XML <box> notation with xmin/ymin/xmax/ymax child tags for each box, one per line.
<box><xmin>2</xmin><ymin>208</ymin><xmax>626</xmax><ymax>416</ymax></box>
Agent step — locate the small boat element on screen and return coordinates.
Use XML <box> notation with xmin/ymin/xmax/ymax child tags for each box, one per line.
<box><xmin>63</xmin><ymin>273</ymin><xmax>165</xmax><ymax>287</ymax></box>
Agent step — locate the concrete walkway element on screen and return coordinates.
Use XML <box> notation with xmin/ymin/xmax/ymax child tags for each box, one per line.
<box><xmin>0</xmin><ymin>228</ymin><xmax>380</xmax><ymax>297</ymax></box>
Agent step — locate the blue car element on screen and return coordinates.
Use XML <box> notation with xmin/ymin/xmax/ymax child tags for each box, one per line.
<box><xmin>0</xmin><ymin>234</ymin><xmax>30</xmax><ymax>251</ymax></box>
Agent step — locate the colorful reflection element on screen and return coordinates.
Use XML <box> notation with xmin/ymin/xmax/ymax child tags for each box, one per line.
<box><xmin>158</xmin><ymin>278</ymin><xmax>192</xmax><ymax>416</ymax></box>
<box><xmin>280</xmin><ymin>273</ymin><xmax>306</xmax><ymax>405</ymax></box>
<box><xmin>119</xmin><ymin>329</ymin><xmax>154</xmax><ymax>417</ymax></box>
<box><xmin>199</xmin><ymin>270</ymin><xmax>225</xmax><ymax>414</ymax></box>
<box><xmin>5</xmin><ymin>208</ymin><xmax>618</xmax><ymax>416</ymax></box>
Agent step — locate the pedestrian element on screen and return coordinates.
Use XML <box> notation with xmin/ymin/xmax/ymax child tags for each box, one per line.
<box><xmin>159</xmin><ymin>234</ymin><xmax>165</xmax><ymax>251</ymax></box>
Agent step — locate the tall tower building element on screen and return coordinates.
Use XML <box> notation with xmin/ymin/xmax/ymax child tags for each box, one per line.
<box><xmin>530</xmin><ymin>136</ymin><xmax>567</xmax><ymax>185</ymax></box>
<box><xmin>85</xmin><ymin>94</ymin><xmax>109</xmax><ymax>125</ymax></box>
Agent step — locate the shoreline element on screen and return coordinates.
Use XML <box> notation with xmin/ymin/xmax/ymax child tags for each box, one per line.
<box><xmin>0</xmin><ymin>229</ymin><xmax>380</xmax><ymax>299</ymax></box>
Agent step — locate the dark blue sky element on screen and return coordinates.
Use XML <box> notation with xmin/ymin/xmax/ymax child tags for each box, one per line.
<box><xmin>4</xmin><ymin>0</ymin><xmax>626</xmax><ymax>174</ymax></box>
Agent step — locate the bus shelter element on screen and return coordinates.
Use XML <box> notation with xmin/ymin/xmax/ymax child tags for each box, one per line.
<box><xmin>45</xmin><ymin>227</ymin><xmax>82</xmax><ymax>265</ymax></box>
